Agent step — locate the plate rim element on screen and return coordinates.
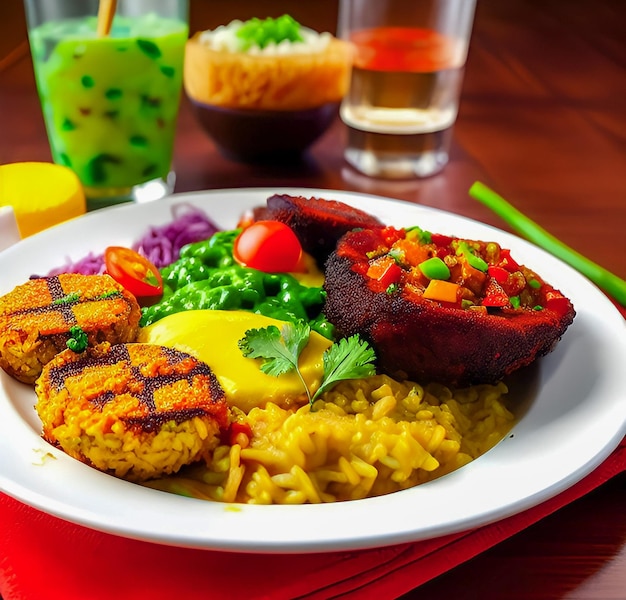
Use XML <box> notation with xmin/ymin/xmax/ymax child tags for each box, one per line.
<box><xmin>1</xmin><ymin>186</ymin><xmax>625</xmax><ymax>554</ymax></box>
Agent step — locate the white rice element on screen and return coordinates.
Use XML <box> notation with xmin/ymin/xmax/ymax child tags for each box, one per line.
<box><xmin>197</xmin><ymin>20</ymin><xmax>332</xmax><ymax>56</ymax></box>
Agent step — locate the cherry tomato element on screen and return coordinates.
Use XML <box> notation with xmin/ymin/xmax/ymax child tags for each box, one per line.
<box><xmin>104</xmin><ymin>246</ymin><xmax>163</xmax><ymax>298</ymax></box>
<box><xmin>233</xmin><ymin>221</ymin><xmax>303</xmax><ymax>273</ymax></box>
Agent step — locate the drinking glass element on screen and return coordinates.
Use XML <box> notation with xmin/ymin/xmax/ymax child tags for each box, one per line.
<box><xmin>338</xmin><ymin>0</ymin><xmax>476</xmax><ymax>178</ymax></box>
<box><xmin>24</xmin><ymin>0</ymin><xmax>188</xmax><ymax>206</ymax></box>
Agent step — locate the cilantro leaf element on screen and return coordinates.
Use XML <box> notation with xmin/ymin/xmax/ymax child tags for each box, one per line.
<box><xmin>313</xmin><ymin>335</ymin><xmax>376</xmax><ymax>401</ymax></box>
<box><xmin>239</xmin><ymin>324</ymin><xmax>377</xmax><ymax>406</ymax></box>
<box><xmin>238</xmin><ymin>322</ymin><xmax>312</xmax><ymax>400</ymax></box>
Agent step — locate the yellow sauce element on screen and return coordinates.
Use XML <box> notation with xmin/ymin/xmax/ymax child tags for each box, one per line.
<box><xmin>137</xmin><ymin>310</ymin><xmax>332</xmax><ymax>412</ymax></box>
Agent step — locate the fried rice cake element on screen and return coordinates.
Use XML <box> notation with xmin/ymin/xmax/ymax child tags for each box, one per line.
<box><xmin>0</xmin><ymin>273</ymin><xmax>141</xmax><ymax>384</ymax></box>
<box><xmin>35</xmin><ymin>342</ymin><xmax>231</xmax><ymax>482</ymax></box>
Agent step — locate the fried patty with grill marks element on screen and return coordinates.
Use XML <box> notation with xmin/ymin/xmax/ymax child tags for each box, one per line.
<box><xmin>35</xmin><ymin>342</ymin><xmax>231</xmax><ymax>481</ymax></box>
<box><xmin>0</xmin><ymin>273</ymin><xmax>140</xmax><ymax>384</ymax></box>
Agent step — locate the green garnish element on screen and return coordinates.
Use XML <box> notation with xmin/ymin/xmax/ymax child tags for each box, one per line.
<box><xmin>239</xmin><ymin>321</ymin><xmax>310</xmax><ymax>381</ymax></box>
<box><xmin>405</xmin><ymin>226</ymin><xmax>432</xmax><ymax>244</ymax></box>
<box><xmin>238</xmin><ymin>323</ymin><xmax>376</xmax><ymax>405</ymax></box>
<box><xmin>315</xmin><ymin>335</ymin><xmax>377</xmax><ymax>401</ymax></box>
<box><xmin>388</xmin><ymin>247</ymin><xmax>405</xmax><ymax>265</ymax></box>
<box><xmin>236</xmin><ymin>15</ymin><xmax>304</xmax><ymax>51</ymax></box>
<box><xmin>97</xmin><ymin>290</ymin><xmax>120</xmax><ymax>300</ymax></box>
<box><xmin>66</xmin><ymin>325</ymin><xmax>88</xmax><ymax>353</ymax></box>
<box><xmin>52</xmin><ymin>292</ymin><xmax>80</xmax><ymax>305</ymax></box>
<box><xmin>456</xmin><ymin>242</ymin><xmax>488</xmax><ymax>272</ymax></box>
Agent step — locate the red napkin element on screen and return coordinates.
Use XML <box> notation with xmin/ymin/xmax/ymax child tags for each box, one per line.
<box><xmin>1</xmin><ymin>437</ymin><xmax>624</xmax><ymax>600</ymax></box>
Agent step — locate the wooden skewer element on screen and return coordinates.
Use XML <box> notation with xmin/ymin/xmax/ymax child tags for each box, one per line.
<box><xmin>97</xmin><ymin>0</ymin><xmax>117</xmax><ymax>37</ymax></box>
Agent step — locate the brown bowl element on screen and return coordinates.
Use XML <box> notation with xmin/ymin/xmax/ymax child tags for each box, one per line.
<box><xmin>189</xmin><ymin>100</ymin><xmax>340</xmax><ymax>163</ymax></box>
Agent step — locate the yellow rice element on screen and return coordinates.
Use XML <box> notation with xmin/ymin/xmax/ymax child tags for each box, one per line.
<box><xmin>144</xmin><ymin>375</ymin><xmax>514</xmax><ymax>503</ymax></box>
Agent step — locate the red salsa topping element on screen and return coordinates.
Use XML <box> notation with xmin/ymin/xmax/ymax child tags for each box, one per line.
<box><xmin>349</xmin><ymin>226</ymin><xmax>570</xmax><ymax>316</ymax></box>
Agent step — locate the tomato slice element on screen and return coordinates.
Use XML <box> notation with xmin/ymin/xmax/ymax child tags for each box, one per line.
<box><xmin>233</xmin><ymin>221</ymin><xmax>303</xmax><ymax>273</ymax></box>
<box><xmin>104</xmin><ymin>246</ymin><xmax>163</xmax><ymax>298</ymax></box>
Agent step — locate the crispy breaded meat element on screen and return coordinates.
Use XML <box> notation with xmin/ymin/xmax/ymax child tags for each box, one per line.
<box><xmin>324</xmin><ymin>227</ymin><xmax>576</xmax><ymax>386</ymax></box>
<box><xmin>0</xmin><ymin>273</ymin><xmax>140</xmax><ymax>383</ymax></box>
<box><xmin>256</xmin><ymin>194</ymin><xmax>384</xmax><ymax>264</ymax></box>
<box><xmin>35</xmin><ymin>342</ymin><xmax>231</xmax><ymax>482</ymax></box>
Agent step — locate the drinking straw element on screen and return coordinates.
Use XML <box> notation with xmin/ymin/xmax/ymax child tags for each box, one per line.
<box><xmin>97</xmin><ymin>0</ymin><xmax>117</xmax><ymax>37</ymax></box>
<box><xmin>469</xmin><ymin>181</ymin><xmax>626</xmax><ymax>306</ymax></box>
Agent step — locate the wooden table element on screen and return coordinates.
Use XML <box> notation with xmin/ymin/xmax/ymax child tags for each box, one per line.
<box><xmin>1</xmin><ymin>1</ymin><xmax>625</xmax><ymax>598</ymax></box>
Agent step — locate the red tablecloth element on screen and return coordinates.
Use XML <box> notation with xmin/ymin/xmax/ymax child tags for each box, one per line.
<box><xmin>1</xmin><ymin>437</ymin><xmax>624</xmax><ymax>600</ymax></box>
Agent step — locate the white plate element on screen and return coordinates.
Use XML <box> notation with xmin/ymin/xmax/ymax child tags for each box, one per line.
<box><xmin>1</xmin><ymin>188</ymin><xmax>625</xmax><ymax>554</ymax></box>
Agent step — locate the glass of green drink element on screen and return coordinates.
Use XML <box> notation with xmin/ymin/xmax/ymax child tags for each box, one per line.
<box><xmin>24</xmin><ymin>0</ymin><xmax>188</xmax><ymax>206</ymax></box>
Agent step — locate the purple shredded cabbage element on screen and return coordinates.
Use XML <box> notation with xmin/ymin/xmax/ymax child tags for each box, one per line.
<box><xmin>45</xmin><ymin>252</ymin><xmax>106</xmax><ymax>277</ymax></box>
<box><xmin>132</xmin><ymin>203</ymin><xmax>219</xmax><ymax>268</ymax></box>
<box><xmin>43</xmin><ymin>203</ymin><xmax>220</xmax><ymax>276</ymax></box>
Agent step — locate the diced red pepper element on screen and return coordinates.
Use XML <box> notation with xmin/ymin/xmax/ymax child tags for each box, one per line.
<box><xmin>367</xmin><ymin>262</ymin><xmax>402</xmax><ymax>288</ymax></box>
<box><xmin>482</xmin><ymin>277</ymin><xmax>511</xmax><ymax>307</ymax></box>
<box><xmin>431</xmin><ymin>233</ymin><xmax>454</xmax><ymax>247</ymax></box>
<box><xmin>381</xmin><ymin>226</ymin><xmax>405</xmax><ymax>247</ymax></box>
<box><xmin>487</xmin><ymin>265</ymin><xmax>510</xmax><ymax>284</ymax></box>
<box><xmin>498</xmin><ymin>249</ymin><xmax>520</xmax><ymax>272</ymax></box>
<box><xmin>544</xmin><ymin>290</ymin><xmax>571</xmax><ymax>317</ymax></box>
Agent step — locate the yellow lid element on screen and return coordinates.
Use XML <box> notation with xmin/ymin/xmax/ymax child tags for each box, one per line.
<box><xmin>0</xmin><ymin>162</ymin><xmax>86</xmax><ymax>238</ymax></box>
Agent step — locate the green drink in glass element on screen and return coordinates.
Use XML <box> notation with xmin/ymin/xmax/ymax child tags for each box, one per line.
<box><xmin>25</xmin><ymin>1</ymin><xmax>188</xmax><ymax>205</ymax></box>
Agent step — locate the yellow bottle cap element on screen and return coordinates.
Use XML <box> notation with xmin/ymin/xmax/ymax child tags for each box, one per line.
<box><xmin>0</xmin><ymin>162</ymin><xmax>86</xmax><ymax>238</ymax></box>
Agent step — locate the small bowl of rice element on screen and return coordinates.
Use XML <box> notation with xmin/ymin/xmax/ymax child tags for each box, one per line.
<box><xmin>183</xmin><ymin>15</ymin><xmax>353</xmax><ymax>162</ymax></box>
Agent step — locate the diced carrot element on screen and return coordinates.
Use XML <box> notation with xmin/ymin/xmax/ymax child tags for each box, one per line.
<box><xmin>423</xmin><ymin>280</ymin><xmax>461</xmax><ymax>303</ymax></box>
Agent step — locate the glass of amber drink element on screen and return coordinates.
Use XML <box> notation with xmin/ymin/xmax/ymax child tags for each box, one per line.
<box><xmin>338</xmin><ymin>0</ymin><xmax>476</xmax><ymax>178</ymax></box>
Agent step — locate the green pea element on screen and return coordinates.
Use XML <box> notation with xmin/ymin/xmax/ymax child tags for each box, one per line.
<box><xmin>241</xmin><ymin>288</ymin><xmax>262</xmax><ymax>308</ymax></box>
<box><xmin>209</xmin><ymin>271</ymin><xmax>232</xmax><ymax>287</ymax></box>
<box><xmin>211</xmin><ymin>287</ymin><xmax>237</xmax><ymax>310</ymax></box>
<box><xmin>218</xmin><ymin>254</ymin><xmax>234</xmax><ymax>268</ymax></box>
<box><xmin>142</xmin><ymin>227</ymin><xmax>330</xmax><ymax>338</ymax></box>
<box><xmin>299</xmin><ymin>286</ymin><xmax>325</xmax><ymax>307</ymax></box>
<box><xmin>192</xmin><ymin>244</ymin><xmax>223</xmax><ymax>266</ymax></box>
<box><xmin>311</xmin><ymin>318</ymin><xmax>335</xmax><ymax>340</ymax></box>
